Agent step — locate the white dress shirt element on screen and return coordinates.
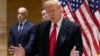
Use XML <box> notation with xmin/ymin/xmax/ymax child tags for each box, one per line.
<box><xmin>49</xmin><ymin>17</ymin><xmax>63</xmax><ymax>41</ymax></box>
<box><xmin>18</xmin><ymin>19</ymin><xmax>27</xmax><ymax>31</ymax></box>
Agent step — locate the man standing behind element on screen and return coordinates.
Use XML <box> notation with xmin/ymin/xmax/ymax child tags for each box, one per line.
<box><xmin>41</xmin><ymin>9</ymin><xmax>49</xmax><ymax>21</ymax></box>
<box><xmin>8</xmin><ymin>7</ymin><xmax>36</xmax><ymax>56</ymax></box>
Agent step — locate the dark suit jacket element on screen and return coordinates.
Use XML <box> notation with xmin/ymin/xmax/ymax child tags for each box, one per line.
<box><xmin>35</xmin><ymin>19</ymin><xmax>83</xmax><ymax>56</ymax></box>
<box><xmin>8</xmin><ymin>21</ymin><xmax>36</xmax><ymax>56</ymax></box>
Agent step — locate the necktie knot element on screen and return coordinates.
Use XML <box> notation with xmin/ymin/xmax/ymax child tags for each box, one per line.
<box><xmin>54</xmin><ymin>24</ymin><xmax>57</xmax><ymax>27</ymax></box>
<box><xmin>18</xmin><ymin>24</ymin><xmax>23</xmax><ymax>35</ymax></box>
<box><xmin>19</xmin><ymin>24</ymin><xmax>23</xmax><ymax>27</ymax></box>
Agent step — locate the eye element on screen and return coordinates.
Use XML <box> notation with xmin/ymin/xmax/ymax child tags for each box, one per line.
<box><xmin>47</xmin><ymin>11</ymin><xmax>50</xmax><ymax>13</ymax></box>
<box><xmin>52</xmin><ymin>10</ymin><xmax>55</xmax><ymax>12</ymax></box>
<box><xmin>17</xmin><ymin>12</ymin><xmax>24</xmax><ymax>15</ymax></box>
<box><xmin>42</xmin><ymin>13</ymin><xmax>46</xmax><ymax>16</ymax></box>
<box><xmin>17</xmin><ymin>12</ymin><xmax>20</xmax><ymax>14</ymax></box>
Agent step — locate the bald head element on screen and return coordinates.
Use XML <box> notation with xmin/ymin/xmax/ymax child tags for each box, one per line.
<box><xmin>17</xmin><ymin>7</ymin><xmax>28</xmax><ymax>23</ymax></box>
<box><xmin>18</xmin><ymin>7</ymin><xmax>28</xmax><ymax>16</ymax></box>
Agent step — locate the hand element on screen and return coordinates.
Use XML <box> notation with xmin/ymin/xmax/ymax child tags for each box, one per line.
<box><xmin>13</xmin><ymin>44</ymin><xmax>25</xmax><ymax>56</ymax></box>
<box><xmin>70</xmin><ymin>46</ymin><xmax>79</xmax><ymax>56</ymax></box>
<box><xmin>9</xmin><ymin>46</ymin><xmax>15</xmax><ymax>55</ymax></box>
<box><xmin>9</xmin><ymin>44</ymin><xmax>25</xmax><ymax>56</ymax></box>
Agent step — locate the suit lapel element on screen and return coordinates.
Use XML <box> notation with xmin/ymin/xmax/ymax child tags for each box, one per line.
<box><xmin>14</xmin><ymin>23</ymin><xmax>19</xmax><ymax>39</ymax></box>
<box><xmin>55</xmin><ymin>19</ymin><xmax>70</xmax><ymax>56</ymax></box>
<box><xmin>43</xmin><ymin>21</ymin><xmax>51</xmax><ymax>56</ymax></box>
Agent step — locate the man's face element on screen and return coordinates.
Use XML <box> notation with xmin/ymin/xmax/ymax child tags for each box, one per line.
<box><xmin>17</xmin><ymin>8</ymin><xmax>27</xmax><ymax>23</ymax></box>
<box><xmin>41</xmin><ymin>10</ymin><xmax>49</xmax><ymax>21</ymax></box>
<box><xmin>45</xmin><ymin>5</ymin><xmax>62</xmax><ymax>23</ymax></box>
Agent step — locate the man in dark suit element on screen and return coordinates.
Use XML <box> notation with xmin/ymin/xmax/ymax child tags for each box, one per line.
<box><xmin>8</xmin><ymin>7</ymin><xmax>36</xmax><ymax>56</ymax></box>
<box><xmin>9</xmin><ymin>1</ymin><xmax>83</xmax><ymax>56</ymax></box>
<box><xmin>34</xmin><ymin>1</ymin><xmax>83</xmax><ymax>56</ymax></box>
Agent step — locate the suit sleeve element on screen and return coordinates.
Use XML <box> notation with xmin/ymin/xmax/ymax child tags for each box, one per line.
<box><xmin>8</xmin><ymin>28</ymin><xmax>14</xmax><ymax>47</ymax></box>
<box><xmin>73</xmin><ymin>25</ymin><xmax>83</xmax><ymax>56</ymax></box>
<box><xmin>24</xmin><ymin>25</ymin><xmax>37</xmax><ymax>55</ymax></box>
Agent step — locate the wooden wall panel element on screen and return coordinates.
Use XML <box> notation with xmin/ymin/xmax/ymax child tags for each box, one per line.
<box><xmin>0</xmin><ymin>0</ymin><xmax>7</xmax><ymax>56</ymax></box>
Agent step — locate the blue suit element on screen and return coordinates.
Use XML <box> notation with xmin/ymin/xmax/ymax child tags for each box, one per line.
<box><xmin>8</xmin><ymin>21</ymin><xmax>36</xmax><ymax>56</ymax></box>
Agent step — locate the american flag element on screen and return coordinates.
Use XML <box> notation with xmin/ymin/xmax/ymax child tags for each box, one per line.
<box><xmin>58</xmin><ymin>0</ymin><xmax>100</xmax><ymax>56</ymax></box>
<box><xmin>87</xmin><ymin>0</ymin><xmax>100</xmax><ymax>32</ymax></box>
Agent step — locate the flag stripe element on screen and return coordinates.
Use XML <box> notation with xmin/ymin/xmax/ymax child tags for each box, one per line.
<box><xmin>82</xmin><ymin>35</ymin><xmax>91</xmax><ymax>56</ymax></box>
<box><xmin>84</xmin><ymin>1</ymin><xmax>100</xmax><ymax>31</ymax></box>
<box><xmin>83</xmin><ymin>44</ymin><xmax>89</xmax><ymax>56</ymax></box>
<box><xmin>75</xmin><ymin>9</ymin><xmax>98</xmax><ymax>56</ymax></box>
<box><xmin>67</xmin><ymin>3</ymin><xmax>94</xmax><ymax>55</ymax></box>
<box><xmin>81</xmin><ymin>2</ymin><xmax>100</xmax><ymax>54</ymax></box>
<box><xmin>73</xmin><ymin>12</ymin><xmax>92</xmax><ymax>56</ymax></box>
<box><xmin>99</xmin><ymin>8</ymin><xmax>100</xmax><ymax>12</ymax></box>
<box><xmin>64</xmin><ymin>3</ymin><xmax>92</xmax><ymax>56</ymax></box>
<box><xmin>75</xmin><ymin>9</ymin><xmax>95</xmax><ymax>56</ymax></box>
<box><xmin>94</xmin><ymin>11</ymin><xmax>100</xmax><ymax>25</ymax></box>
<box><xmin>82</xmin><ymin>1</ymin><xmax>100</xmax><ymax>46</ymax></box>
<box><xmin>62</xmin><ymin>4</ymin><xmax>92</xmax><ymax>56</ymax></box>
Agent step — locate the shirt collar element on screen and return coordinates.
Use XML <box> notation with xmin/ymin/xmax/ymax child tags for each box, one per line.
<box><xmin>19</xmin><ymin>19</ymin><xmax>27</xmax><ymax>25</ymax></box>
<box><xmin>51</xmin><ymin>16</ymin><xmax>63</xmax><ymax>27</ymax></box>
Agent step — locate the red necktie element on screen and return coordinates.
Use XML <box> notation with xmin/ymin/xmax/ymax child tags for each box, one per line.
<box><xmin>49</xmin><ymin>24</ymin><xmax>57</xmax><ymax>56</ymax></box>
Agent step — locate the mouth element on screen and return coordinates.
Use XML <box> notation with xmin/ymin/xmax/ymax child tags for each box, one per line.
<box><xmin>51</xmin><ymin>17</ymin><xmax>54</xmax><ymax>19</ymax></box>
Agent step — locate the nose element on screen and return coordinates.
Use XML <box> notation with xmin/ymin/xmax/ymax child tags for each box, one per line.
<box><xmin>18</xmin><ymin>14</ymin><xmax>22</xmax><ymax>18</ymax></box>
<box><xmin>19</xmin><ymin>13</ymin><xmax>22</xmax><ymax>16</ymax></box>
<box><xmin>49</xmin><ymin>12</ymin><xmax>54</xmax><ymax>17</ymax></box>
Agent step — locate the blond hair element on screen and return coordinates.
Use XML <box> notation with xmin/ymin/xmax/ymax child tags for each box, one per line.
<box><xmin>43</xmin><ymin>0</ymin><xmax>61</xmax><ymax>9</ymax></box>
